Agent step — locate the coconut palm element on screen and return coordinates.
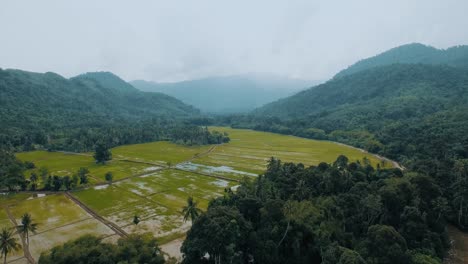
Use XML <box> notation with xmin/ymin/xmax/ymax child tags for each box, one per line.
<box><xmin>0</xmin><ymin>228</ymin><xmax>21</xmax><ymax>264</ymax></box>
<box><xmin>182</xmin><ymin>196</ymin><xmax>203</xmax><ymax>223</ymax></box>
<box><xmin>17</xmin><ymin>213</ymin><xmax>38</xmax><ymax>245</ymax></box>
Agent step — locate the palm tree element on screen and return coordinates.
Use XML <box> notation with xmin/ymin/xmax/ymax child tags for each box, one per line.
<box><xmin>182</xmin><ymin>196</ymin><xmax>203</xmax><ymax>223</ymax></box>
<box><xmin>0</xmin><ymin>228</ymin><xmax>21</xmax><ymax>264</ymax></box>
<box><xmin>17</xmin><ymin>213</ymin><xmax>38</xmax><ymax>245</ymax></box>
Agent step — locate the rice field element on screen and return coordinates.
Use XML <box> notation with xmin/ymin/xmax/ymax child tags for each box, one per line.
<box><xmin>1</xmin><ymin>193</ymin><xmax>115</xmax><ymax>260</ymax></box>
<box><xmin>73</xmin><ymin>169</ymin><xmax>235</xmax><ymax>243</ymax></box>
<box><xmin>188</xmin><ymin>127</ymin><xmax>390</xmax><ymax>178</ymax></box>
<box><xmin>16</xmin><ymin>151</ymin><xmax>157</xmax><ymax>184</ymax></box>
<box><xmin>8</xmin><ymin>127</ymin><xmax>394</xmax><ymax>262</ymax></box>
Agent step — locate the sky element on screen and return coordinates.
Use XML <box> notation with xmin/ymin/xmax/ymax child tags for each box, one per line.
<box><xmin>1</xmin><ymin>0</ymin><xmax>468</xmax><ymax>82</ymax></box>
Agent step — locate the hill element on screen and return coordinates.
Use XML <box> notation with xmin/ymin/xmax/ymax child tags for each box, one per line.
<box><xmin>131</xmin><ymin>74</ymin><xmax>314</xmax><ymax>113</ymax></box>
<box><xmin>230</xmin><ymin>59</ymin><xmax>468</xmax><ymax>236</ymax></box>
<box><xmin>256</xmin><ymin>64</ymin><xmax>468</xmax><ymax>121</ymax></box>
<box><xmin>335</xmin><ymin>43</ymin><xmax>468</xmax><ymax>78</ymax></box>
<box><xmin>252</xmin><ymin>63</ymin><xmax>468</xmax><ymax>161</ymax></box>
<box><xmin>0</xmin><ymin>69</ymin><xmax>200</xmax><ymax>150</ymax></box>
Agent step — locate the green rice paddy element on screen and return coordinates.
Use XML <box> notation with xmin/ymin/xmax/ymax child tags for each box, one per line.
<box><xmin>7</xmin><ymin>127</ymin><xmax>394</xmax><ymax>261</ymax></box>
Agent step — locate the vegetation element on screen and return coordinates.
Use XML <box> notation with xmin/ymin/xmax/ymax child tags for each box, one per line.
<box><xmin>0</xmin><ymin>150</ymin><xmax>26</xmax><ymax>191</ymax></box>
<box><xmin>104</xmin><ymin>171</ymin><xmax>113</xmax><ymax>183</ymax></box>
<box><xmin>0</xmin><ymin>228</ymin><xmax>21</xmax><ymax>264</ymax></box>
<box><xmin>17</xmin><ymin>213</ymin><xmax>38</xmax><ymax>245</ymax></box>
<box><xmin>171</xmin><ymin>126</ymin><xmax>230</xmax><ymax>146</ymax></box>
<box><xmin>94</xmin><ymin>143</ymin><xmax>112</xmax><ymax>164</ymax></box>
<box><xmin>39</xmin><ymin>234</ymin><xmax>165</xmax><ymax>264</ymax></box>
<box><xmin>182</xmin><ymin>157</ymin><xmax>447</xmax><ymax>263</ymax></box>
<box><xmin>0</xmin><ymin>69</ymin><xmax>201</xmax><ymax>151</ymax></box>
<box><xmin>227</xmin><ymin>63</ymin><xmax>468</xmax><ymax>232</ymax></box>
<box><xmin>182</xmin><ymin>196</ymin><xmax>203</xmax><ymax>223</ymax></box>
<box><xmin>334</xmin><ymin>43</ymin><xmax>468</xmax><ymax>78</ymax></box>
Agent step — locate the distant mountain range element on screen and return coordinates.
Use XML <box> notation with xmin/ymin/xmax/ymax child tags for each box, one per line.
<box><xmin>131</xmin><ymin>75</ymin><xmax>316</xmax><ymax>114</ymax></box>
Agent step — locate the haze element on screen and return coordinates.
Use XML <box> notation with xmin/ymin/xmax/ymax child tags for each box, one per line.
<box><xmin>1</xmin><ymin>0</ymin><xmax>467</xmax><ymax>82</ymax></box>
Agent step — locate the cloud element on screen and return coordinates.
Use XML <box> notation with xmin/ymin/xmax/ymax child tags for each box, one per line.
<box><xmin>0</xmin><ymin>0</ymin><xmax>467</xmax><ymax>82</ymax></box>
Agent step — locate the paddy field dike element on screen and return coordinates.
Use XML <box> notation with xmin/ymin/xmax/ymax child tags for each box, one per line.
<box><xmin>1</xmin><ymin>127</ymin><xmax>392</xmax><ymax>262</ymax></box>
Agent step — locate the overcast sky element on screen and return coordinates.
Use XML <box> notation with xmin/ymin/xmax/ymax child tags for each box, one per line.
<box><xmin>1</xmin><ymin>0</ymin><xmax>467</xmax><ymax>82</ymax></box>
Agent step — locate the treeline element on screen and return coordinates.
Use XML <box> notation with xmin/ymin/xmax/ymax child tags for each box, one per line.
<box><xmin>182</xmin><ymin>157</ymin><xmax>448</xmax><ymax>264</ymax></box>
<box><xmin>171</xmin><ymin>126</ymin><xmax>230</xmax><ymax>145</ymax></box>
<box><xmin>0</xmin><ymin>121</ymin><xmax>229</xmax><ymax>153</ymax></box>
<box><xmin>39</xmin><ymin>234</ymin><xmax>166</xmax><ymax>264</ymax></box>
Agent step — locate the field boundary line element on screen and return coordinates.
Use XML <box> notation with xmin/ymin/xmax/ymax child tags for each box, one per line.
<box><xmin>3</xmin><ymin>206</ymin><xmax>36</xmax><ymax>264</ymax></box>
<box><xmin>64</xmin><ymin>192</ymin><xmax>128</xmax><ymax>238</ymax></box>
<box><xmin>30</xmin><ymin>217</ymin><xmax>93</xmax><ymax>236</ymax></box>
<box><xmin>172</xmin><ymin>168</ymin><xmax>240</xmax><ymax>182</ymax></box>
<box><xmin>187</xmin><ymin>144</ymin><xmax>220</xmax><ymax>162</ymax></box>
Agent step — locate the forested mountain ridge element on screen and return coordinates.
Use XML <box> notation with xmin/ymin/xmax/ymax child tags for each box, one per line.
<box><xmin>0</xmin><ymin>69</ymin><xmax>198</xmax><ymax>128</ymax></box>
<box><xmin>335</xmin><ymin>43</ymin><xmax>468</xmax><ymax>78</ymax></box>
<box><xmin>131</xmin><ymin>75</ymin><xmax>314</xmax><ymax>113</ymax></box>
<box><xmin>255</xmin><ymin>64</ymin><xmax>468</xmax><ymax>121</ymax></box>
<box><xmin>0</xmin><ymin>69</ymin><xmax>201</xmax><ymax>151</ymax></box>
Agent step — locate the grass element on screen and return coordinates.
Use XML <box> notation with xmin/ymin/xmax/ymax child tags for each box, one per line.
<box><xmin>0</xmin><ymin>193</ymin><xmax>115</xmax><ymax>261</ymax></box>
<box><xmin>73</xmin><ymin>169</ymin><xmax>235</xmax><ymax>242</ymax></box>
<box><xmin>8</xmin><ymin>193</ymin><xmax>90</xmax><ymax>232</ymax></box>
<box><xmin>112</xmin><ymin>141</ymin><xmax>212</xmax><ymax>165</ymax></box>
<box><xmin>11</xmin><ymin>127</ymin><xmax>396</xmax><ymax>259</ymax></box>
<box><xmin>193</xmin><ymin>127</ymin><xmax>391</xmax><ymax>175</ymax></box>
<box><xmin>16</xmin><ymin>151</ymin><xmax>157</xmax><ymax>185</ymax></box>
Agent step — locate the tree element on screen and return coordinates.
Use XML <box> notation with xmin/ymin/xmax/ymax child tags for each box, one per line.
<box><xmin>452</xmin><ymin>159</ymin><xmax>468</xmax><ymax>228</ymax></box>
<box><xmin>39</xmin><ymin>234</ymin><xmax>165</xmax><ymax>264</ymax></box>
<box><xmin>93</xmin><ymin>143</ymin><xmax>112</xmax><ymax>164</ymax></box>
<box><xmin>38</xmin><ymin>167</ymin><xmax>49</xmax><ymax>182</ymax></box>
<box><xmin>78</xmin><ymin>167</ymin><xmax>89</xmax><ymax>185</ymax></box>
<box><xmin>181</xmin><ymin>206</ymin><xmax>251</xmax><ymax>264</ymax></box>
<box><xmin>105</xmin><ymin>172</ymin><xmax>113</xmax><ymax>184</ymax></box>
<box><xmin>0</xmin><ymin>228</ymin><xmax>21</xmax><ymax>264</ymax></box>
<box><xmin>182</xmin><ymin>196</ymin><xmax>203</xmax><ymax>223</ymax></box>
<box><xmin>133</xmin><ymin>215</ymin><xmax>140</xmax><ymax>225</ymax></box>
<box><xmin>360</xmin><ymin>225</ymin><xmax>409</xmax><ymax>264</ymax></box>
<box><xmin>0</xmin><ymin>150</ymin><xmax>25</xmax><ymax>191</ymax></box>
<box><xmin>17</xmin><ymin>213</ymin><xmax>38</xmax><ymax>245</ymax></box>
<box><xmin>29</xmin><ymin>172</ymin><xmax>38</xmax><ymax>191</ymax></box>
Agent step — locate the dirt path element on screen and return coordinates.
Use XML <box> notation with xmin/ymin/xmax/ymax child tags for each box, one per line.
<box><xmin>333</xmin><ymin>141</ymin><xmax>405</xmax><ymax>170</ymax></box>
<box><xmin>160</xmin><ymin>237</ymin><xmax>185</xmax><ymax>261</ymax></box>
<box><xmin>186</xmin><ymin>144</ymin><xmax>219</xmax><ymax>163</ymax></box>
<box><xmin>64</xmin><ymin>192</ymin><xmax>128</xmax><ymax>238</ymax></box>
<box><xmin>445</xmin><ymin>225</ymin><xmax>468</xmax><ymax>264</ymax></box>
<box><xmin>4</xmin><ymin>206</ymin><xmax>36</xmax><ymax>264</ymax></box>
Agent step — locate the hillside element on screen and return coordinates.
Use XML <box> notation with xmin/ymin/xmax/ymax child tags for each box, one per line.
<box><xmin>252</xmin><ymin>64</ymin><xmax>468</xmax><ymax>160</ymax></box>
<box><xmin>131</xmin><ymin>75</ymin><xmax>313</xmax><ymax>113</ymax></box>
<box><xmin>0</xmin><ymin>69</ymin><xmax>201</xmax><ymax>150</ymax></box>
<box><xmin>255</xmin><ymin>64</ymin><xmax>468</xmax><ymax>121</ymax></box>
<box><xmin>0</xmin><ymin>69</ymin><xmax>198</xmax><ymax>130</ymax></box>
<box><xmin>335</xmin><ymin>43</ymin><xmax>468</xmax><ymax>78</ymax></box>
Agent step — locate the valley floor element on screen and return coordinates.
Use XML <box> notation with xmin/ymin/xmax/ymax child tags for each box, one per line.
<box><xmin>3</xmin><ymin>127</ymin><xmax>396</xmax><ymax>263</ymax></box>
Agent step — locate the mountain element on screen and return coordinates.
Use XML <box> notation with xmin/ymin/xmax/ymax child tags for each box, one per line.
<box><xmin>335</xmin><ymin>43</ymin><xmax>468</xmax><ymax>78</ymax></box>
<box><xmin>0</xmin><ymin>69</ymin><xmax>199</xmax><ymax>133</ymax></box>
<box><xmin>252</xmin><ymin>63</ymin><xmax>468</xmax><ymax>160</ymax></box>
<box><xmin>256</xmin><ymin>63</ymin><xmax>468</xmax><ymax>126</ymax></box>
<box><xmin>131</xmin><ymin>75</ymin><xmax>314</xmax><ymax>113</ymax></box>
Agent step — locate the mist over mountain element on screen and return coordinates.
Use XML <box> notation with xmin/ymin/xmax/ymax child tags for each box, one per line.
<box><xmin>131</xmin><ymin>75</ymin><xmax>316</xmax><ymax>114</ymax></box>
